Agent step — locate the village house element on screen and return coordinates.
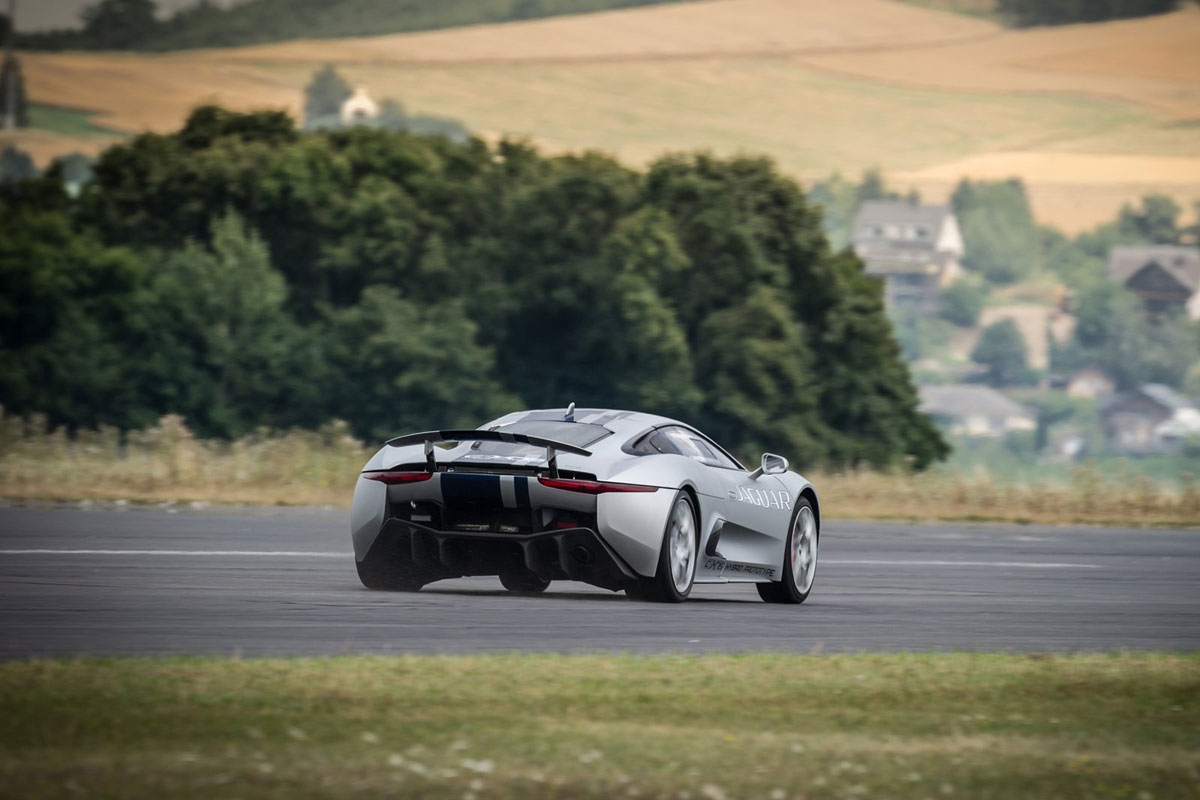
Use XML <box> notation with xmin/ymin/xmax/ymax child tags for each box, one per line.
<box><xmin>851</xmin><ymin>200</ymin><xmax>964</xmax><ymax>313</ymax></box>
<box><xmin>1107</xmin><ymin>245</ymin><xmax>1200</xmax><ymax>319</ymax></box>
<box><xmin>340</xmin><ymin>86</ymin><xmax>379</xmax><ymax>125</ymax></box>
<box><xmin>918</xmin><ymin>384</ymin><xmax>1036</xmax><ymax>438</ymax></box>
<box><xmin>1065</xmin><ymin>367</ymin><xmax>1115</xmax><ymax>400</ymax></box>
<box><xmin>1101</xmin><ymin>383</ymin><xmax>1200</xmax><ymax>454</ymax></box>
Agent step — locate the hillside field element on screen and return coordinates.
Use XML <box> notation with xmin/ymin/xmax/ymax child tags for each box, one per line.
<box><xmin>5</xmin><ymin>0</ymin><xmax>1200</xmax><ymax>232</ymax></box>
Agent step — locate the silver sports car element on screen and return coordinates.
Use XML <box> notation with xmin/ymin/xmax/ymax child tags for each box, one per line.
<box><xmin>351</xmin><ymin>406</ymin><xmax>819</xmax><ymax>603</ymax></box>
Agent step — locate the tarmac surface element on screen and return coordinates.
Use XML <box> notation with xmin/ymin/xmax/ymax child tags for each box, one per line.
<box><xmin>1</xmin><ymin>505</ymin><xmax>1197</xmax><ymax>658</ymax></box>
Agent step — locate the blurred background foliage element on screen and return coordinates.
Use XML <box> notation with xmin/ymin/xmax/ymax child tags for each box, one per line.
<box><xmin>0</xmin><ymin>108</ymin><xmax>947</xmax><ymax>470</ymax></box>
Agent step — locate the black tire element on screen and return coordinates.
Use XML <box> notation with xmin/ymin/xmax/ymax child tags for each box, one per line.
<box><xmin>356</xmin><ymin>528</ymin><xmax>435</xmax><ymax>591</ymax></box>
<box><xmin>632</xmin><ymin>490</ymin><xmax>699</xmax><ymax>603</ymax></box>
<box><xmin>757</xmin><ymin>497</ymin><xmax>818</xmax><ymax>604</ymax></box>
<box><xmin>499</xmin><ymin>570</ymin><xmax>551</xmax><ymax>594</ymax></box>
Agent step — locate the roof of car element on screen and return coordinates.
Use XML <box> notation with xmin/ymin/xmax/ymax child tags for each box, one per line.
<box><xmin>485</xmin><ymin>408</ymin><xmax>680</xmax><ymax>436</ymax></box>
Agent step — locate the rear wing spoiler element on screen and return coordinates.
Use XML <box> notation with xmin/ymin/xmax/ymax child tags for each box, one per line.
<box><xmin>384</xmin><ymin>430</ymin><xmax>592</xmax><ymax>478</ymax></box>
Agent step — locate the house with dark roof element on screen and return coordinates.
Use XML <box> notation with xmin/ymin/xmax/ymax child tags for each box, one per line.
<box><xmin>851</xmin><ymin>200</ymin><xmax>964</xmax><ymax>313</ymax></box>
<box><xmin>918</xmin><ymin>384</ymin><xmax>1035</xmax><ymax>438</ymax></box>
<box><xmin>1100</xmin><ymin>383</ymin><xmax>1200</xmax><ymax>454</ymax></box>
<box><xmin>1107</xmin><ymin>245</ymin><xmax>1200</xmax><ymax>318</ymax></box>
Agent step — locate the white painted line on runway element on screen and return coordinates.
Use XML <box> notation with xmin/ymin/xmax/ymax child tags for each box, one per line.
<box><xmin>823</xmin><ymin>559</ymin><xmax>1101</xmax><ymax>569</ymax></box>
<box><xmin>0</xmin><ymin>549</ymin><xmax>350</xmax><ymax>557</ymax></box>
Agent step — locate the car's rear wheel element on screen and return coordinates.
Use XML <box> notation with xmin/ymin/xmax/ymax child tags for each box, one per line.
<box><xmin>631</xmin><ymin>491</ymin><xmax>698</xmax><ymax>603</ymax></box>
<box><xmin>499</xmin><ymin>570</ymin><xmax>551</xmax><ymax>594</ymax></box>
<box><xmin>757</xmin><ymin>497</ymin><xmax>817</xmax><ymax>604</ymax></box>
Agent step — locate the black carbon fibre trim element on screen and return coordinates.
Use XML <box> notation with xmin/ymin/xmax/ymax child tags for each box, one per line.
<box><xmin>384</xmin><ymin>430</ymin><xmax>592</xmax><ymax>456</ymax></box>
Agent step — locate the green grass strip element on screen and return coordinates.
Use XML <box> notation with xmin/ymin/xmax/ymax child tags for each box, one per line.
<box><xmin>1</xmin><ymin>653</ymin><xmax>1198</xmax><ymax>798</ymax></box>
<box><xmin>27</xmin><ymin>104</ymin><xmax>122</xmax><ymax>137</ymax></box>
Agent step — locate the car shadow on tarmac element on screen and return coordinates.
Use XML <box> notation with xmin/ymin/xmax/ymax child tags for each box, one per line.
<box><xmin>419</xmin><ymin>587</ymin><xmax>759</xmax><ymax>604</ymax></box>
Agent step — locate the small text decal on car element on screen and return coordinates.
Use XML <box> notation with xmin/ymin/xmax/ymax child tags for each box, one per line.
<box><xmin>734</xmin><ymin>487</ymin><xmax>792</xmax><ymax>510</ymax></box>
<box><xmin>703</xmin><ymin>558</ymin><xmax>776</xmax><ymax>579</ymax></box>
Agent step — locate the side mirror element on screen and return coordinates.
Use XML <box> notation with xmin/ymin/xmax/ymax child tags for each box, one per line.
<box><xmin>749</xmin><ymin>452</ymin><xmax>789</xmax><ymax>479</ymax></box>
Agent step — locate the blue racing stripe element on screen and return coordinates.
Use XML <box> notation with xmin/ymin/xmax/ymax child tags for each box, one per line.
<box><xmin>515</xmin><ymin>476</ymin><xmax>531</xmax><ymax>507</ymax></box>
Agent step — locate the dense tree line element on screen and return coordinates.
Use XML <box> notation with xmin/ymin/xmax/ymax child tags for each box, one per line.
<box><xmin>997</xmin><ymin>0</ymin><xmax>1180</xmax><ymax>26</ymax></box>
<box><xmin>16</xmin><ymin>0</ymin><xmax>687</xmax><ymax>51</ymax></box>
<box><xmin>0</xmin><ymin>107</ymin><xmax>947</xmax><ymax>469</ymax></box>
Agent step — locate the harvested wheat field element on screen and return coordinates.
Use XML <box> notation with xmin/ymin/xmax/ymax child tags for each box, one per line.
<box><xmin>11</xmin><ymin>0</ymin><xmax>1200</xmax><ymax>232</ymax></box>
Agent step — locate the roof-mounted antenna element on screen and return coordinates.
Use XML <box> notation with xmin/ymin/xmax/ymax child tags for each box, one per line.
<box><xmin>563</xmin><ymin>402</ymin><xmax>576</xmax><ymax>423</ymax></box>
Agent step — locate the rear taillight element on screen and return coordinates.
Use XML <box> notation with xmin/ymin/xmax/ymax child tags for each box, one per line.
<box><xmin>363</xmin><ymin>471</ymin><xmax>433</xmax><ymax>485</ymax></box>
<box><xmin>537</xmin><ymin>477</ymin><xmax>658</xmax><ymax>495</ymax></box>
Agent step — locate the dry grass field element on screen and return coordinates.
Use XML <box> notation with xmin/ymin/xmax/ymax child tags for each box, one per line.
<box><xmin>6</xmin><ymin>0</ymin><xmax>1200</xmax><ymax>231</ymax></box>
<box><xmin>4</xmin><ymin>414</ymin><xmax>1199</xmax><ymax>527</ymax></box>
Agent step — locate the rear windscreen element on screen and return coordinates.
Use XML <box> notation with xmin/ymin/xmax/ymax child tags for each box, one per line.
<box><xmin>465</xmin><ymin>421</ymin><xmax>610</xmax><ymax>458</ymax></box>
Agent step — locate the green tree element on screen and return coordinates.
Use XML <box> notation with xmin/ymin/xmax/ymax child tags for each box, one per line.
<box><xmin>812</xmin><ymin>251</ymin><xmax>949</xmax><ymax>469</ymax></box>
<box><xmin>891</xmin><ymin>307</ymin><xmax>952</xmax><ymax>362</ymax></box>
<box><xmin>1041</xmin><ymin>225</ymin><xmax>1104</xmax><ymax>290</ymax></box>
<box><xmin>998</xmin><ymin>0</ymin><xmax>1179</xmax><ymax>26</ymax></box>
<box><xmin>939</xmin><ymin>280</ymin><xmax>985</xmax><ymax>327</ymax></box>
<box><xmin>125</xmin><ymin>211</ymin><xmax>304</xmax><ymax>436</ymax></box>
<box><xmin>1117</xmin><ymin>194</ymin><xmax>1181</xmax><ymax>245</ymax></box>
<box><xmin>1055</xmin><ymin>281</ymin><xmax>1198</xmax><ymax>390</ymax></box>
<box><xmin>320</xmin><ymin>286</ymin><xmax>518</xmax><ymax>440</ymax></box>
<box><xmin>695</xmin><ymin>287</ymin><xmax>826</xmax><ymax>465</ymax></box>
<box><xmin>952</xmin><ymin>178</ymin><xmax>1041</xmax><ymax>284</ymax></box>
<box><xmin>4</xmin><ymin>108</ymin><xmax>947</xmax><ymax>469</ymax></box>
<box><xmin>81</xmin><ymin>0</ymin><xmax>159</xmax><ymax>49</ymax></box>
<box><xmin>972</xmin><ymin>319</ymin><xmax>1028</xmax><ymax>386</ymax></box>
<box><xmin>304</xmin><ymin>65</ymin><xmax>353</xmax><ymax>126</ymax></box>
<box><xmin>487</xmin><ymin>152</ymin><xmax>697</xmax><ymax>415</ymax></box>
<box><xmin>0</xmin><ymin>209</ymin><xmax>144</xmax><ymax>429</ymax></box>
<box><xmin>511</xmin><ymin>0</ymin><xmax>547</xmax><ymax>19</ymax></box>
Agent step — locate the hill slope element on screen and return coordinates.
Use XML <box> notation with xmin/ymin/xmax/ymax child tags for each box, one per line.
<box><xmin>19</xmin><ymin>0</ymin><xmax>694</xmax><ymax>50</ymax></box>
<box><xmin>7</xmin><ymin>0</ymin><xmax>1200</xmax><ymax>232</ymax></box>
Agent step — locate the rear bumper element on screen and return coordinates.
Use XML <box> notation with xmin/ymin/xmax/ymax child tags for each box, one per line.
<box><xmin>375</xmin><ymin>518</ymin><xmax>640</xmax><ymax>591</ymax></box>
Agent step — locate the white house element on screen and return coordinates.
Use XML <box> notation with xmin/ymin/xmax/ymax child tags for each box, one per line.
<box><xmin>340</xmin><ymin>86</ymin><xmax>379</xmax><ymax>125</ymax></box>
<box><xmin>851</xmin><ymin>200</ymin><xmax>964</xmax><ymax>313</ymax></box>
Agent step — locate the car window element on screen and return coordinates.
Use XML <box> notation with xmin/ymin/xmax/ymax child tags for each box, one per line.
<box><xmin>658</xmin><ymin>426</ymin><xmax>741</xmax><ymax>470</ymax></box>
<box><xmin>630</xmin><ymin>430</ymin><xmax>677</xmax><ymax>456</ymax></box>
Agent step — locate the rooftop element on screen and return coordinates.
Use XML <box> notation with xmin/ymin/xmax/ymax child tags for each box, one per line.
<box><xmin>1138</xmin><ymin>383</ymin><xmax>1193</xmax><ymax>412</ymax></box>
<box><xmin>1108</xmin><ymin>245</ymin><xmax>1200</xmax><ymax>290</ymax></box>
<box><xmin>854</xmin><ymin>200</ymin><xmax>954</xmax><ymax>231</ymax></box>
<box><xmin>919</xmin><ymin>384</ymin><xmax>1033</xmax><ymax>421</ymax></box>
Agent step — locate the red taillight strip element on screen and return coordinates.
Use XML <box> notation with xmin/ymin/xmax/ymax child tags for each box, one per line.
<box><xmin>537</xmin><ymin>477</ymin><xmax>658</xmax><ymax>495</ymax></box>
<box><xmin>362</xmin><ymin>471</ymin><xmax>434</xmax><ymax>485</ymax></box>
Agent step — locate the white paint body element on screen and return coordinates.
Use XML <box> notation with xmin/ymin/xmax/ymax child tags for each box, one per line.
<box><xmin>350</xmin><ymin>408</ymin><xmax>820</xmax><ymax>588</ymax></box>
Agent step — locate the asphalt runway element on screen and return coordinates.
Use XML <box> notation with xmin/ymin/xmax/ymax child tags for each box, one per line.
<box><xmin>1</xmin><ymin>505</ymin><xmax>1197</xmax><ymax>658</ymax></box>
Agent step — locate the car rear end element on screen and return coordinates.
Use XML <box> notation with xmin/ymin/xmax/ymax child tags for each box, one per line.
<box><xmin>351</xmin><ymin>420</ymin><xmax>657</xmax><ymax>591</ymax></box>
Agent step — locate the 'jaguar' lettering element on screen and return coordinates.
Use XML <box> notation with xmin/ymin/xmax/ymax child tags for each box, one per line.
<box><xmin>735</xmin><ymin>486</ymin><xmax>792</xmax><ymax>511</ymax></box>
